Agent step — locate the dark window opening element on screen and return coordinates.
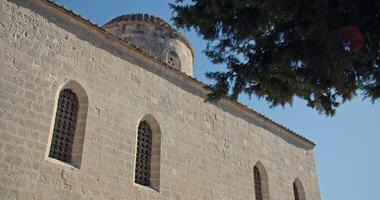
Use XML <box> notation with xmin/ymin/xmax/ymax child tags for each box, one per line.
<box><xmin>293</xmin><ymin>182</ymin><xmax>300</xmax><ymax>200</ymax></box>
<box><xmin>49</xmin><ymin>89</ymin><xmax>79</xmax><ymax>163</ymax></box>
<box><xmin>135</xmin><ymin>121</ymin><xmax>152</xmax><ymax>186</ymax></box>
<box><xmin>254</xmin><ymin>166</ymin><xmax>263</xmax><ymax>200</ymax></box>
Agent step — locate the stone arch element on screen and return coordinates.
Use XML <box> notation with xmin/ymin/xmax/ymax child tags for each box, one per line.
<box><xmin>134</xmin><ymin>114</ymin><xmax>161</xmax><ymax>191</ymax></box>
<box><xmin>253</xmin><ymin>161</ymin><xmax>270</xmax><ymax>200</ymax></box>
<box><xmin>46</xmin><ymin>80</ymin><xmax>89</xmax><ymax>169</ymax></box>
<box><xmin>293</xmin><ymin>178</ymin><xmax>306</xmax><ymax>200</ymax></box>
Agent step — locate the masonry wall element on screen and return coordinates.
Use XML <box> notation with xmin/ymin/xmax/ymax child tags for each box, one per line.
<box><xmin>0</xmin><ymin>0</ymin><xmax>321</xmax><ymax>199</ymax></box>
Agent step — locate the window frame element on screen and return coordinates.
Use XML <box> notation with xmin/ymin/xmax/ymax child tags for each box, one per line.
<box><xmin>133</xmin><ymin>115</ymin><xmax>162</xmax><ymax>192</ymax></box>
<box><xmin>45</xmin><ymin>81</ymin><xmax>88</xmax><ymax>169</ymax></box>
<box><xmin>166</xmin><ymin>50</ymin><xmax>181</xmax><ymax>70</ymax></box>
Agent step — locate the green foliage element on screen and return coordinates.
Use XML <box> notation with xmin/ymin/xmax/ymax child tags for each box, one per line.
<box><xmin>170</xmin><ymin>0</ymin><xmax>380</xmax><ymax>116</ymax></box>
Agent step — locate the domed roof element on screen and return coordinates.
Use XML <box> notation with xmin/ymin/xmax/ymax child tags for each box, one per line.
<box><xmin>104</xmin><ymin>13</ymin><xmax>172</xmax><ymax>28</ymax></box>
<box><xmin>103</xmin><ymin>13</ymin><xmax>193</xmax><ymax>54</ymax></box>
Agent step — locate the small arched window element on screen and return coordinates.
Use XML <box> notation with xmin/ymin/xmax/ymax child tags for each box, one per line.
<box><xmin>253</xmin><ymin>162</ymin><xmax>270</xmax><ymax>200</ymax></box>
<box><xmin>49</xmin><ymin>89</ymin><xmax>79</xmax><ymax>163</ymax></box>
<box><xmin>47</xmin><ymin>81</ymin><xmax>88</xmax><ymax>168</ymax></box>
<box><xmin>135</xmin><ymin>116</ymin><xmax>161</xmax><ymax>191</ymax></box>
<box><xmin>135</xmin><ymin>121</ymin><xmax>152</xmax><ymax>186</ymax></box>
<box><xmin>293</xmin><ymin>182</ymin><xmax>300</xmax><ymax>200</ymax></box>
<box><xmin>254</xmin><ymin>166</ymin><xmax>263</xmax><ymax>200</ymax></box>
<box><xmin>166</xmin><ymin>51</ymin><xmax>181</xmax><ymax>69</ymax></box>
<box><xmin>293</xmin><ymin>178</ymin><xmax>306</xmax><ymax>200</ymax></box>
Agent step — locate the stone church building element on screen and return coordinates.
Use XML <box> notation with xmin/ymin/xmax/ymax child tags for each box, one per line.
<box><xmin>0</xmin><ymin>0</ymin><xmax>321</xmax><ymax>199</ymax></box>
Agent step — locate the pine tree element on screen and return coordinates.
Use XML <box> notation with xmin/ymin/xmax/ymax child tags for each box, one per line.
<box><xmin>171</xmin><ymin>0</ymin><xmax>380</xmax><ymax>116</ymax></box>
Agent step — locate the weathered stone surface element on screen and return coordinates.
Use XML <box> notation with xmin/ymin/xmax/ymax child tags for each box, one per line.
<box><xmin>0</xmin><ymin>0</ymin><xmax>321</xmax><ymax>199</ymax></box>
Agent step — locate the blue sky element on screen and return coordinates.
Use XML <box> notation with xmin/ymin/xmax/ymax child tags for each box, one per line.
<box><xmin>56</xmin><ymin>1</ymin><xmax>380</xmax><ymax>199</ymax></box>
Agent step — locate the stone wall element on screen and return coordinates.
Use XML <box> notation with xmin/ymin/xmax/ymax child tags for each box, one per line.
<box><xmin>0</xmin><ymin>0</ymin><xmax>321</xmax><ymax>199</ymax></box>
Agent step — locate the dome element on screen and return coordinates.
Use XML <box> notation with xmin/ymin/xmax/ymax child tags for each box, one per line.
<box><xmin>103</xmin><ymin>14</ymin><xmax>194</xmax><ymax>76</ymax></box>
<box><xmin>104</xmin><ymin>13</ymin><xmax>172</xmax><ymax>29</ymax></box>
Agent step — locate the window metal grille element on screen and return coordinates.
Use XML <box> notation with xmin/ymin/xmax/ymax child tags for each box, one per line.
<box><xmin>293</xmin><ymin>182</ymin><xmax>300</xmax><ymax>200</ymax></box>
<box><xmin>166</xmin><ymin>51</ymin><xmax>181</xmax><ymax>69</ymax></box>
<box><xmin>49</xmin><ymin>89</ymin><xmax>79</xmax><ymax>163</ymax></box>
<box><xmin>254</xmin><ymin>166</ymin><xmax>263</xmax><ymax>200</ymax></box>
<box><xmin>135</xmin><ymin>121</ymin><xmax>152</xmax><ymax>186</ymax></box>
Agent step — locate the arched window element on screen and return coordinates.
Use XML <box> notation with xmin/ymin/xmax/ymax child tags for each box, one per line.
<box><xmin>253</xmin><ymin>162</ymin><xmax>270</xmax><ymax>200</ymax></box>
<box><xmin>135</xmin><ymin>121</ymin><xmax>152</xmax><ymax>186</ymax></box>
<box><xmin>49</xmin><ymin>89</ymin><xmax>79</xmax><ymax>163</ymax></box>
<box><xmin>293</xmin><ymin>178</ymin><xmax>306</xmax><ymax>200</ymax></box>
<box><xmin>135</xmin><ymin>115</ymin><xmax>161</xmax><ymax>191</ymax></box>
<box><xmin>166</xmin><ymin>51</ymin><xmax>181</xmax><ymax>69</ymax></box>
<box><xmin>47</xmin><ymin>81</ymin><xmax>88</xmax><ymax>168</ymax></box>
<box><xmin>254</xmin><ymin>166</ymin><xmax>263</xmax><ymax>200</ymax></box>
<box><xmin>293</xmin><ymin>182</ymin><xmax>300</xmax><ymax>200</ymax></box>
